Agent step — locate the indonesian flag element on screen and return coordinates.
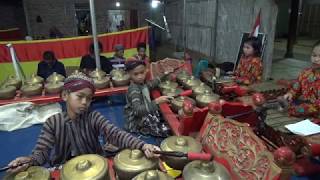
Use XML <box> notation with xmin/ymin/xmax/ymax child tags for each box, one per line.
<box><xmin>250</xmin><ymin>10</ymin><xmax>261</xmax><ymax>37</ymax></box>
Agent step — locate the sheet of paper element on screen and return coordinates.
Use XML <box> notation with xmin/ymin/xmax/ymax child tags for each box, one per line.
<box><xmin>285</xmin><ymin>119</ymin><xmax>320</xmax><ymax>136</ymax></box>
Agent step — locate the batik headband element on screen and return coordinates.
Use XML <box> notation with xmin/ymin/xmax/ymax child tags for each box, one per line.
<box><xmin>63</xmin><ymin>71</ymin><xmax>95</xmax><ymax>93</ymax></box>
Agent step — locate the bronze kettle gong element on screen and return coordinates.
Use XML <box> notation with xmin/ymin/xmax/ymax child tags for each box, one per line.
<box><xmin>160</xmin><ymin>136</ymin><xmax>202</xmax><ymax>170</ymax></box>
<box><xmin>110</xmin><ymin>68</ymin><xmax>125</xmax><ymax>77</ymax></box>
<box><xmin>25</xmin><ymin>74</ymin><xmax>44</xmax><ymax>85</ymax></box>
<box><xmin>4</xmin><ymin>76</ymin><xmax>22</xmax><ymax>89</ymax></box>
<box><xmin>0</xmin><ymin>85</ymin><xmax>16</xmax><ymax>99</ymax></box>
<box><xmin>21</xmin><ymin>83</ymin><xmax>42</xmax><ymax>96</ymax></box>
<box><xmin>133</xmin><ymin>170</ymin><xmax>174</xmax><ymax>180</ymax></box>
<box><xmin>61</xmin><ymin>154</ymin><xmax>109</xmax><ymax>180</ymax></box>
<box><xmin>184</xmin><ymin>76</ymin><xmax>201</xmax><ymax>89</ymax></box>
<box><xmin>46</xmin><ymin>72</ymin><xmax>65</xmax><ymax>83</ymax></box>
<box><xmin>161</xmin><ymin>88</ymin><xmax>183</xmax><ymax>97</ymax></box>
<box><xmin>93</xmin><ymin>75</ymin><xmax>110</xmax><ymax>89</ymax></box>
<box><xmin>183</xmin><ymin>160</ymin><xmax>230</xmax><ymax>180</ymax></box>
<box><xmin>113</xmin><ymin>149</ymin><xmax>158</xmax><ymax>180</ymax></box>
<box><xmin>196</xmin><ymin>90</ymin><xmax>219</xmax><ymax>108</ymax></box>
<box><xmin>170</xmin><ymin>96</ymin><xmax>196</xmax><ymax>113</ymax></box>
<box><xmin>90</xmin><ymin>68</ymin><xmax>107</xmax><ymax>79</ymax></box>
<box><xmin>176</xmin><ymin>70</ymin><xmax>190</xmax><ymax>84</ymax></box>
<box><xmin>45</xmin><ymin>81</ymin><xmax>64</xmax><ymax>94</ymax></box>
<box><xmin>112</xmin><ymin>73</ymin><xmax>130</xmax><ymax>87</ymax></box>
<box><xmin>3</xmin><ymin>166</ymin><xmax>50</xmax><ymax>180</ymax></box>
<box><xmin>192</xmin><ymin>82</ymin><xmax>211</xmax><ymax>98</ymax></box>
<box><xmin>159</xmin><ymin>81</ymin><xmax>178</xmax><ymax>91</ymax></box>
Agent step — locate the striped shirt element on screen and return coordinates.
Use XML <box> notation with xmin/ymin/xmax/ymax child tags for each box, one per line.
<box><xmin>30</xmin><ymin>111</ymin><xmax>145</xmax><ymax>166</ymax></box>
<box><xmin>125</xmin><ymin>77</ymin><xmax>161</xmax><ymax>118</ymax></box>
<box><xmin>124</xmin><ymin>76</ymin><xmax>164</xmax><ymax>131</ymax></box>
<box><xmin>124</xmin><ymin>75</ymin><xmax>171</xmax><ymax>137</ymax></box>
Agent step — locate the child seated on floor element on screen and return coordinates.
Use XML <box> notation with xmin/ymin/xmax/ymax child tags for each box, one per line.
<box><xmin>7</xmin><ymin>71</ymin><xmax>159</xmax><ymax>174</ymax></box>
<box><xmin>110</xmin><ymin>44</ymin><xmax>126</xmax><ymax>69</ymax></box>
<box><xmin>283</xmin><ymin>41</ymin><xmax>320</xmax><ymax>118</ymax></box>
<box><xmin>124</xmin><ymin>60</ymin><xmax>172</xmax><ymax>137</ymax></box>
<box><xmin>128</xmin><ymin>42</ymin><xmax>150</xmax><ymax>67</ymax></box>
<box><xmin>234</xmin><ymin>37</ymin><xmax>263</xmax><ymax>85</ymax></box>
<box><xmin>127</xmin><ymin>42</ymin><xmax>152</xmax><ymax>80</ymax></box>
<box><xmin>37</xmin><ymin>51</ymin><xmax>66</xmax><ymax>80</ymax></box>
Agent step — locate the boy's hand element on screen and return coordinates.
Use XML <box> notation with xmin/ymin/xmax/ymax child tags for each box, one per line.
<box><xmin>7</xmin><ymin>156</ymin><xmax>32</xmax><ymax>174</ymax></box>
<box><xmin>284</xmin><ymin>92</ymin><xmax>293</xmax><ymax>102</ymax></box>
<box><xmin>155</xmin><ymin>96</ymin><xmax>172</xmax><ymax>104</ymax></box>
<box><xmin>142</xmin><ymin>144</ymin><xmax>161</xmax><ymax>158</ymax></box>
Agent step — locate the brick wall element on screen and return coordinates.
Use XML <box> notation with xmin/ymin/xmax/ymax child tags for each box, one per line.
<box><xmin>23</xmin><ymin>0</ymin><xmax>77</xmax><ymax>38</ymax></box>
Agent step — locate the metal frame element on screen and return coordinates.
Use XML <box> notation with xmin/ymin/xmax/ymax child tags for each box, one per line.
<box><xmin>89</xmin><ymin>0</ymin><xmax>101</xmax><ymax>69</ymax></box>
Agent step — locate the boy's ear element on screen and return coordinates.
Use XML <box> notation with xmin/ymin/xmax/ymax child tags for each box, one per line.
<box><xmin>61</xmin><ymin>90</ymin><xmax>69</xmax><ymax>101</ymax></box>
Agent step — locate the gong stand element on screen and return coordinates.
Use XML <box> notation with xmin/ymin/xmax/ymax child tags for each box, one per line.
<box><xmin>253</xmin><ymin>100</ymin><xmax>307</xmax><ymax>157</ymax></box>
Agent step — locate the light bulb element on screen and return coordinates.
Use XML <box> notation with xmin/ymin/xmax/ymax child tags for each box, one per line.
<box><xmin>151</xmin><ymin>0</ymin><xmax>160</xmax><ymax>8</ymax></box>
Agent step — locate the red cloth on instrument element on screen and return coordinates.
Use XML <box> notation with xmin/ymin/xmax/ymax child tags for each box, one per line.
<box><xmin>293</xmin><ymin>158</ymin><xmax>320</xmax><ymax>176</ymax></box>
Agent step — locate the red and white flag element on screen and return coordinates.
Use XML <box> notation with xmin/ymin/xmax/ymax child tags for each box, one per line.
<box><xmin>250</xmin><ymin>10</ymin><xmax>261</xmax><ymax>37</ymax></box>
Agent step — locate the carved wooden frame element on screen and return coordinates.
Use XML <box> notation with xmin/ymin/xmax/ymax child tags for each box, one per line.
<box><xmin>198</xmin><ymin>113</ymin><xmax>281</xmax><ymax>180</ymax></box>
<box><xmin>150</xmin><ymin>58</ymin><xmax>185</xmax><ymax>79</ymax></box>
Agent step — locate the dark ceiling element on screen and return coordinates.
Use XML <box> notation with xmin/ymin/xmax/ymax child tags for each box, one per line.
<box><xmin>0</xmin><ymin>0</ymin><xmax>159</xmax><ymax>7</ymax></box>
<box><xmin>1</xmin><ymin>0</ymin><xmax>23</xmax><ymax>6</ymax></box>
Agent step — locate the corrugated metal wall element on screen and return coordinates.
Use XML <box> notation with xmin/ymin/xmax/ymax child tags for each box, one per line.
<box><xmin>299</xmin><ymin>2</ymin><xmax>320</xmax><ymax>38</ymax></box>
<box><xmin>164</xmin><ymin>0</ymin><xmax>278</xmax><ymax>79</ymax></box>
<box><xmin>166</xmin><ymin>0</ymin><xmax>216</xmax><ymax>56</ymax></box>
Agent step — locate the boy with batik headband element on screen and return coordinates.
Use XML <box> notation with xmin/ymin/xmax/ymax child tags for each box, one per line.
<box><xmin>7</xmin><ymin>71</ymin><xmax>160</xmax><ymax>174</ymax></box>
<box><xmin>124</xmin><ymin>60</ymin><xmax>172</xmax><ymax>137</ymax></box>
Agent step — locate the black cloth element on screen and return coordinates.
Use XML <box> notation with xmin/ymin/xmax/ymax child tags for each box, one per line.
<box><xmin>37</xmin><ymin>60</ymin><xmax>66</xmax><ymax>80</ymax></box>
<box><xmin>109</xmin><ymin>56</ymin><xmax>126</xmax><ymax>69</ymax></box>
<box><xmin>217</xmin><ymin>62</ymin><xmax>235</xmax><ymax>72</ymax></box>
<box><xmin>125</xmin><ymin>60</ymin><xmax>145</xmax><ymax>71</ymax></box>
<box><xmin>80</xmin><ymin>55</ymin><xmax>113</xmax><ymax>74</ymax></box>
